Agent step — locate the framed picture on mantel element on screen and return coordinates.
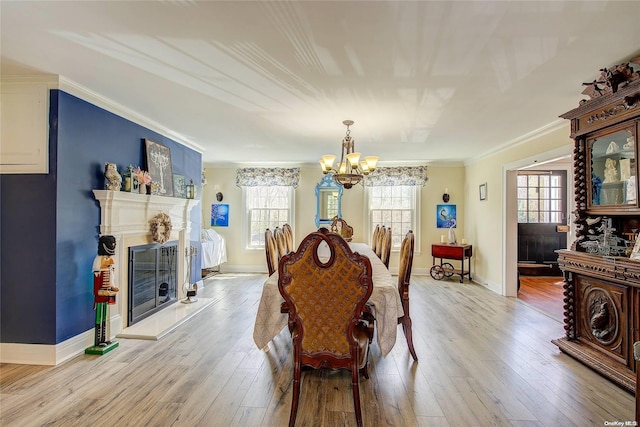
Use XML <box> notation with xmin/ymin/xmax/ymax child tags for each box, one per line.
<box><xmin>144</xmin><ymin>139</ymin><xmax>174</xmax><ymax>197</ymax></box>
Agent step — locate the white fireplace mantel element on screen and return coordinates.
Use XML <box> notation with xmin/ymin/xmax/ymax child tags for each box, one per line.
<box><xmin>92</xmin><ymin>189</ymin><xmax>200</xmax><ymax>334</ymax></box>
<box><xmin>93</xmin><ymin>189</ymin><xmax>200</xmax><ymax>236</ymax></box>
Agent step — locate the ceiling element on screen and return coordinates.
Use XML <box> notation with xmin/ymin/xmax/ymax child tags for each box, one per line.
<box><xmin>2</xmin><ymin>1</ymin><xmax>640</xmax><ymax>167</ymax></box>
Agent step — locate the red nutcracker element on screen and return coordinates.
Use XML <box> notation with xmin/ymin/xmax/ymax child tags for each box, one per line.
<box><xmin>86</xmin><ymin>235</ymin><xmax>120</xmax><ymax>354</ymax></box>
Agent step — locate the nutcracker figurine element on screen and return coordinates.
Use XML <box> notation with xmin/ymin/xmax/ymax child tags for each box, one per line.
<box><xmin>85</xmin><ymin>235</ymin><xmax>120</xmax><ymax>355</ymax></box>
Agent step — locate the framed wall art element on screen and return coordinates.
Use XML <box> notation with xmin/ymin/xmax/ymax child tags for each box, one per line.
<box><xmin>479</xmin><ymin>183</ymin><xmax>487</xmax><ymax>201</ymax></box>
<box><xmin>436</xmin><ymin>204</ymin><xmax>457</xmax><ymax>228</ymax></box>
<box><xmin>144</xmin><ymin>138</ymin><xmax>174</xmax><ymax>197</ymax></box>
<box><xmin>211</xmin><ymin>204</ymin><xmax>229</xmax><ymax>227</ymax></box>
<box><xmin>173</xmin><ymin>174</ymin><xmax>186</xmax><ymax>198</ymax></box>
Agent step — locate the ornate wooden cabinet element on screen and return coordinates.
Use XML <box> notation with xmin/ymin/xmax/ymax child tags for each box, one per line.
<box><xmin>554</xmin><ymin>58</ymin><xmax>640</xmax><ymax>393</ymax></box>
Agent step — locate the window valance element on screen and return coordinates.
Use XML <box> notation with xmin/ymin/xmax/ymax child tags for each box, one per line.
<box><xmin>363</xmin><ymin>166</ymin><xmax>428</xmax><ymax>187</ymax></box>
<box><xmin>235</xmin><ymin>167</ymin><xmax>300</xmax><ymax>188</ymax></box>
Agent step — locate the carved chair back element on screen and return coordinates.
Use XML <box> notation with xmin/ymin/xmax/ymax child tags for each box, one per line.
<box><xmin>278</xmin><ymin>228</ymin><xmax>373</xmax><ymax>427</ymax></box>
<box><xmin>330</xmin><ymin>216</ymin><xmax>354</xmax><ymax>242</ymax></box>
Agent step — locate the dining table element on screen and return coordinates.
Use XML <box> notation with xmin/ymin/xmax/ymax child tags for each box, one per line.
<box><xmin>252</xmin><ymin>242</ymin><xmax>404</xmax><ymax>357</ymax></box>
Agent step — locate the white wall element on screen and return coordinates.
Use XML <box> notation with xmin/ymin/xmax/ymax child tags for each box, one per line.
<box><xmin>464</xmin><ymin>125</ymin><xmax>574</xmax><ymax>295</ymax></box>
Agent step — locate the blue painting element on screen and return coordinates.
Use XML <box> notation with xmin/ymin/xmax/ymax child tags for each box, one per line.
<box><xmin>211</xmin><ymin>204</ymin><xmax>229</xmax><ymax>227</ymax></box>
<box><xmin>436</xmin><ymin>204</ymin><xmax>457</xmax><ymax>228</ymax></box>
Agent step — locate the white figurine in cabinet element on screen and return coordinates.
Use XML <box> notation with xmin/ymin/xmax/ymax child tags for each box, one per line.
<box><xmin>603</xmin><ymin>158</ymin><xmax>618</xmax><ymax>183</ymax></box>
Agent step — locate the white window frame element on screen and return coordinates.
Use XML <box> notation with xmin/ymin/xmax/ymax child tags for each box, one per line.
<box><xmin>241</xmin><ymin>186</ymin><xmax>295</xmax><ymax>250</ymax></box>
<box><xmin>364</xmin><ymin>185</ymin><xmax>421</xmax><ymax>252</ymax></box>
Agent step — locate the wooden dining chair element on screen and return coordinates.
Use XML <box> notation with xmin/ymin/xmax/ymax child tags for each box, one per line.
<box><xmin>375</xmin><ymin>226</ymin><xmax>386</xmax><ymax>258</ymax></box>
<box><xmin>264</xmin><ymin>228</ymin><xmax>279</xmax><ymax>276</ymax></box>
<box><xmin>278</xmin><ymin>228</ymin><xmax>373</xmax><ymax>427</ymax></box>
<box><xmin>330</xmin><ymin>216</ymin><xmax>354</xmax><ymax>242</ymax></box>
<box><xmin>380</xmin><ymin>226</ymin><xmax>392</xmax><ymax>268</ymax></box>
<box><xmin>398</xmin><ymin>230</ymin><xmax>418</xmax><ymax>361</ymax></box>
<box><xmin>283</xmin><ymin>223</ymin><xmax>294</xmax><ymax>253</ymax></box>
<box><xmin>371</xmin><ymin>224</ymin><xmax>380</xmax><ymax>254</ymax></box>
<box><xmin>274</xmin><ymin>226</ymin><xmax>288</xmax><ymax>259</ymax></box>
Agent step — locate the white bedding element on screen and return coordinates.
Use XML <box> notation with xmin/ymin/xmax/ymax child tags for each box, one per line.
<box><xmin>201</xmin><ymin>229</ymin><xmax>227</xmax><ymax>269</ymax></box>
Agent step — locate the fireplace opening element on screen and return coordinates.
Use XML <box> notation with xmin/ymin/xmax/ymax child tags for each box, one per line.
<box><xmin>128</xmin><ymin>241</ymin><xmax>178</xmax><ymax>325</ymax></box>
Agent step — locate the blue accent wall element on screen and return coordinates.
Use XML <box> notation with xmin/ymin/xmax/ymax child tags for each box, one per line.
<box><xmin>1</xmin><ymin>90</ymin><xmax>202</xmax><ymax>345</ymax></box>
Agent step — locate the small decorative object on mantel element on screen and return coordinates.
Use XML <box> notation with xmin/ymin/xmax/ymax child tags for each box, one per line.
<box><xmin>173</xmin><ymin>174</ymin><xmax>186</xmax><ymax>198</ymax></box>
<box><xmin>186</xmin><ymin>179</ymin><xmax>196</xmax><ymax>199</ymax></box>
<box><xmin>104</xmin><ymin>162</ymin><xmax>122</xmax><ymax>191</ymax></box>
<box><xmin>149</xmin><ymin>212</ymin><xmax>172</xmax><ymax>244</ymax></box>
<box><xmin>132</xmin><ymin>166</ymin><xmax>151</xmax><ymax>195</ymax></box>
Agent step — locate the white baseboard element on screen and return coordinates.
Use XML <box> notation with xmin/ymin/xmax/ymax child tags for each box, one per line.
<box><xmin>1</xmin><ymin>316</ymin><xmax>121</xmax><ymax>365</ymax></box>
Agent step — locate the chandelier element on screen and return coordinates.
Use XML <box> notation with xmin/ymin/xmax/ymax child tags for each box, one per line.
<box><xmin>319</xmin><ymin>120</ymin><xmax>379</xmax><ymax>189</ymax></box>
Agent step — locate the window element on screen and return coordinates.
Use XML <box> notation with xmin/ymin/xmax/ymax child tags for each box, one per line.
<box><xmin>517</xmin><ymin>172</ymin><xmax>564</xmax><ymax>223</ymax></box>
<box><xmin>366</xmin><ymin>185</ymin><xmax>419</xmax><ymax>249</ymax></box>
<box><xmin>242</xmin><ymin>186</ymin><xmax>294</xmax><ymax>249</ymax></box>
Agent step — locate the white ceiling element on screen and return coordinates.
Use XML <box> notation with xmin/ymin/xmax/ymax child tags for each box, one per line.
<box><xmin>2</xmin><ymin>1</ymin><xmax>640</xmax><ymax>167</ymax></box>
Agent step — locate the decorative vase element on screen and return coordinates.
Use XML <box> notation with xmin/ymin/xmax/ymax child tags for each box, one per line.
<box><xmin>139</xmin><ymin>184</ymin><xmax>147</xmax><ymax>195</ymax></box>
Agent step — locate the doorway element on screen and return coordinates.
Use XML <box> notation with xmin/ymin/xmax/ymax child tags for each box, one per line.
<box><xmin>503</xmin><ymin>146</ymin><xmax>573</xmax><ymax>312</ymax></box>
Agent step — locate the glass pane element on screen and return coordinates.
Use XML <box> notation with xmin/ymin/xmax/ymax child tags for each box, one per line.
<box><xmin>528</xmin><ymin>200</ymin><xmax>539</xmax><ymax>211</ymax></box>
<box><xmin>517</xmin><ymin>211</ymin><xmax>527</xmax><ymax>222</ymax></box>
<box><xmin>539</xmin><ymin>188</ymin><xmax>549</xmax><ymax>199</ymax></box>
<box><xmin>528</xmin><ymin>212</ymin><xmax>539</xmax><ymax>223</ymax></box>
<box><xmin>517</xmin><ymin>188</ymin><xmax>528</xmax><ymax>198</ymax></box>
<box><xmin>550</xmin><ymin>212</ymin><xmax>562</xmax><ymax>222</ymax></box>
<box><xmin>517</xmin><ymin>200</ymin><xmax>528</xmax><ymax>210</ymax></box>
<box><xmin>590</xmin><ymin>127</ymin><xmax>635</xmax><ymax>206</ymax></box>
<box><xmin>539</xmin><ymin>175</ymin><xmax>549</xmax><ymax>186</ymax></box>
<box><xmin>528</xmin><ymin>175</ymin><xmax>538</xmax><ymax>186</ymax></box>
<box><xmin>528</xmin><ymin>188</ymin><xmax>538</xmax><ymax>198</ymax></box>
<box><xmin>550</xmin><ymin>175</ymin><xmax>561</xmax><ymax>186</ymax></box>
<box><xmin>517</xmin><ymin>175</ymin><xmax>527</xmax><ymax>186</ymax></box>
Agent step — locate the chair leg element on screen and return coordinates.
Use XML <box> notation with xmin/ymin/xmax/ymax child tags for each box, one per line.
<box><xmin>351</xmin><ymin>365</ymin><xmax>364</xmax><ymax>427</ymax></box>
<box><xmin>289</xmin><ymin>363</ymin><xmax>301</xmax><ymax>427</ymax></box>
<box><xmin>400</xmin><ymin>315</ymin><xmax>418</xmax><ymax>361</ymax></box>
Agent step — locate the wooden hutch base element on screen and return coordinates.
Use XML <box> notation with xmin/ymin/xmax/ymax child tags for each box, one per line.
<box><xmin>554</xmin><ymin>250</ymin><xmax>639</xmax><ymax>393</ymax></box>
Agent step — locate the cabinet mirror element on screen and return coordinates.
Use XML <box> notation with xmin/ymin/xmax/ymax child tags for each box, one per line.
<box><xmin>588</xmin><ymin>124</ymin><xmax>637</xmax><ymax>210</ymax></box>
<box><xmin>315</xmin><ymin>174</ymin><xmax>342</xmax><ymax>227</ymax></box>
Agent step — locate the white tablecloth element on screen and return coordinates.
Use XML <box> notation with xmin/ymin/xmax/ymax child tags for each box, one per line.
<box><xmin>252</xmin><ymin>242</ymin><xmax>403</xmax><ymax>357</ymax></box>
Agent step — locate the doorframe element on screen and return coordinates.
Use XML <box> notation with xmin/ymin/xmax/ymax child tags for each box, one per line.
<box><xmin>502</xmin><ymin>146</ymin><xmax>573</xmax><ymax>297</ymax></box>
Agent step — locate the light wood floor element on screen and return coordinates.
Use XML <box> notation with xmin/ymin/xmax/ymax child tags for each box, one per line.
<box><xmin>1</xmin><ymin>273</ymin><xmax>635</xmax><ymax>426</ymax></box>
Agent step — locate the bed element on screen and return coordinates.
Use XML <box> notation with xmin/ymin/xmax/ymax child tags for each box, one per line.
<box><xmin>201</xmin><ymin>228</ymin><xmax>227</xmax><ymax>274</ymax></box>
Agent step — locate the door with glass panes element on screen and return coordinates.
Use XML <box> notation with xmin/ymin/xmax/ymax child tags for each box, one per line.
<box><xmin>517</xmin><ymin>171</ymin><xmax>567</xmax><ymax>275</ymax></box>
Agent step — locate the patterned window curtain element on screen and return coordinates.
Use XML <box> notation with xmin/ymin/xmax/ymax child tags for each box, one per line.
<box><xmin>363</xmin><ymin>166</ymin><xmax>428</xmax><ymax>186</ymax></box>
<box><xmin>235</xmin><ymin>167</ymin><xmax>300</xmax><ymax>188</ymax></box>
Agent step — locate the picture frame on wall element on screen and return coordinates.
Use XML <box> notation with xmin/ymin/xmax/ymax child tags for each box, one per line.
<box><xmin>479</xmin><ymin>183</ymin><xmax>487</xmax><ymax>201</ymax></box>
<box><xmin>436</xmin><ymin>204</ymin><xmax>457</xmax><ymax>228</ymax></box>
<box><xmin>211</xmin><ymin>204</ymin><xmax>229</xmax><ymax>227</ymax></box>
<box><xmin>144</xmin><ymin>138</ymin><xmax>174</xmax><ymax>197</ymax></box>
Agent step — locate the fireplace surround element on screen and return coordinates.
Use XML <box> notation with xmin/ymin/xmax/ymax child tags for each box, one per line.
<box><xmin>93</xmin><ymin>190</ymin><xmax>199</xmax><ymax>335</ymax></box>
